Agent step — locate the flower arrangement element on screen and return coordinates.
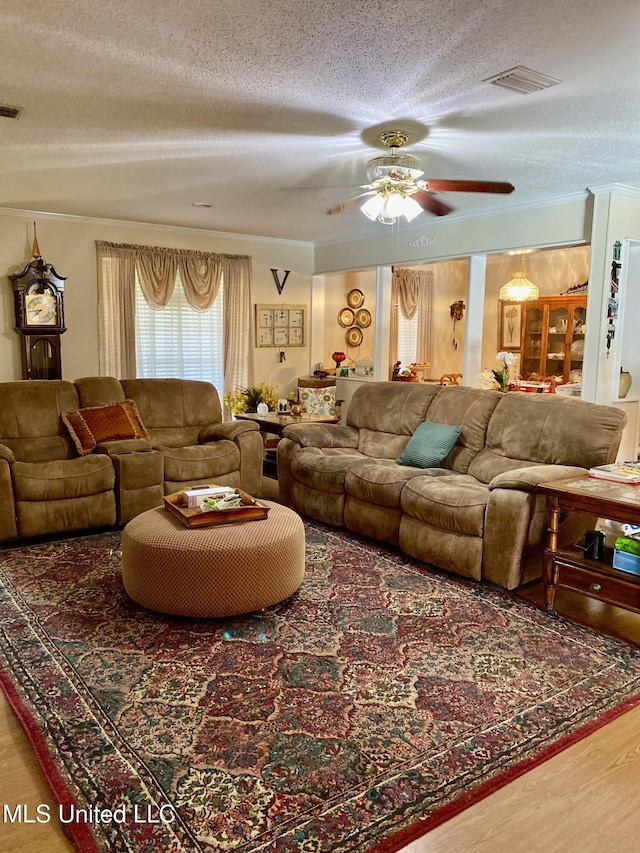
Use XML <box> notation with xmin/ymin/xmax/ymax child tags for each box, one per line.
<box><xmin>223</xmin><ymin>382</ymin><xmax>279</xmax><ymax>414</ymax></box>
<box><xmin>492</xmin><ymin>351</ymin><xmax>516</xmax><ymax>391</ymax></box>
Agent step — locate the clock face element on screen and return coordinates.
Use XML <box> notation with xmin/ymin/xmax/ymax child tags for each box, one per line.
<box><xmin>25</xmin><ymin>292</ymin><xmax>57</xmax><ymax>326</ymax></box>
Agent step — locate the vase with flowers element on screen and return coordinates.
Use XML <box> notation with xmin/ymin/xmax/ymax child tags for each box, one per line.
<box><xmin>492</xmin><ymin>351</ymin><xmax>516</xmax><ymax>391</ymax></box>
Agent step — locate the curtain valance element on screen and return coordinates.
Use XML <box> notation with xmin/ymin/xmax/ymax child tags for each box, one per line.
<box><xmin>95</xmin><ymin>242</ymin><xmax>251</xmax><ymax>312</ymax></box>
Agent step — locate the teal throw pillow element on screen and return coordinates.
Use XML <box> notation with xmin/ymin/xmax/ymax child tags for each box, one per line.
<box><xmin>396</xmin><ymin>421</ymin><xmax>462</xmax><ymax>468</ymax></box>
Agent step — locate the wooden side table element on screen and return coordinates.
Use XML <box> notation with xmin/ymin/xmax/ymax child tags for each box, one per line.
<box><xmin>540</xmin><ymin>476</ymin><xmax>640</xmax><ymax>614</ymax></box>
<box><xmin>233</xmin><ymin>411</ymin><xmax>340</xmax><ymax>438</ymax></box>
<box><xmin>234</xmin><ymin>412</ymin><xmax>340</xmax><ymax>479</ymax></box>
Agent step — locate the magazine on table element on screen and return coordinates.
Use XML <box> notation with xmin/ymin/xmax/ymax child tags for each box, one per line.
<box><xmin>588</xmin><ymin>462</ymin><xmax>640</xmax><ymax>484</ymax></box>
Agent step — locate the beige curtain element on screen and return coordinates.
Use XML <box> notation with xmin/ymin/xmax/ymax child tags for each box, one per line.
<box><xmin>222</xmin><ymin>255</ymin><xmax>254</xmax><ymax>395</ymax></box>
<box><xmin>96</xmin><ymin>242</ymin><xmax>137</xmax><ymax>379</ymax></box>
<box><xmin>96</xmin><ymin>241</ymin><xmax>252</xmax><ymax>390</ymax></box>
<box><xmin>135</xmin><ymin>251</ymin><xmax>178</xmax><ymax>309</ymax></box>
<box><xmin>390</xmin><ymin>267</ymin><xmax>434</xmax><ymax>374</ymax></box>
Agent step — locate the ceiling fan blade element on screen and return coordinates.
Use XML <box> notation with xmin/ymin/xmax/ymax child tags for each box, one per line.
<box><xmin>327</xmin><ymin>191</ymin><xmax>375</xmax><ymax>215</ymax></box>
<box><xmin>425</xmin><ymin>180</ymin><xmax>515</xmax><ymax>194</ymax></box>
<box><xmin>411</xmin><ymin>191</ymin><xmax>454</xmax><ymax>217</ymax></box>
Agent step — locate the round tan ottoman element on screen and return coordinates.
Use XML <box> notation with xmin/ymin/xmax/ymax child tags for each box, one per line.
<box><xmin>121</xmin><ymin>501</ymin><xmax>305</xmax><ymax>617</ymax></box>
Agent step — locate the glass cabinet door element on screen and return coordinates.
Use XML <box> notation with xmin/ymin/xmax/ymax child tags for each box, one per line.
<box><xmin>522</xmin><ymin>304</ymin><xmax>545</xmax><ymax>379</ymax></box>
<box><xmin>546</xmin><ymin>304</ymin><xmax>569</xmax><ymax>379</ymax></box>
<box><xmin>568</xmin><ymin>304</ymin><xmax>586</xmax><ymax>383</ymax></box>
<box><xmin>520</xmin><ymin>297</ymin><xmax>587</xmax><ymax>385</ymax></box>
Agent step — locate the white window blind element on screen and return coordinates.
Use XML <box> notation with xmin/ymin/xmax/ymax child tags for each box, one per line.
<box><xmin>396</xmin><ymin>310</ymin><xmax>419</xmax><ymax>365</ymax></box>
<box><xmin>135</xmin><ymin>269</ymin><xmax>224</xmax><ymax>396</ymax></box>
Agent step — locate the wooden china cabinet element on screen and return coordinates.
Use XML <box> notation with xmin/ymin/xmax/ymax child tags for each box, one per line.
<box><xmin>519</xmin><ymin>295</ymin><xmax>587</xmax><ymax>384</ymax></box>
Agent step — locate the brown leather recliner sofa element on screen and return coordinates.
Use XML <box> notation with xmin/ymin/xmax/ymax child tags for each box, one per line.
<box><xmin>277</xmin><ymin>381</ymin><xmax>626</xmax><ymax>590</ymax></box>
<box><xmin>0</xmin><ymin>377</ymin><xmax>262</xmax><ymax>543</ymax></box>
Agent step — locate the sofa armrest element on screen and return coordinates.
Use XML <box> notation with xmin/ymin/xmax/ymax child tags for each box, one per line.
<box><xmin>488</xmin><ymin>464</ymin><xmax>588</xmax><ymax>492</ymax></box>
<box><xmin>0</xmin><ymin>457</ymin><xmax>18</xmax><ymax>541</ymax></box>
<box><xmin>281</xmin><ymin>423</ymin><xmax>359</xmax><ymax>449</ymax></box>
<box><xmin>200</xmin><ymin>421</ymin><xmax>260</xmax><ymax>442</ymax></box>
<box><xmin>0</xmin><ymin>442</ymin><xmax>16</xmax><ymax>464</ymax></box>
<box><xmin>95</xmin><ymin>438</ymin><xmax>154</xmax><ymax>455</ymax></box>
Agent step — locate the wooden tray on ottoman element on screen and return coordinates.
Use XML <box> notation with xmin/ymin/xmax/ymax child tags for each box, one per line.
<box><xmin>163</xmin><ymin>487</ymin><xmax>269</xmax><ymax>528</ymax></box>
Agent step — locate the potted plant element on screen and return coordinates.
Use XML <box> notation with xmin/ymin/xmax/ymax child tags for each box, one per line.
<box><xmin>224</xmin><ymin>382</ymin><xmax>279</xmax><ymax>415</ymax></box>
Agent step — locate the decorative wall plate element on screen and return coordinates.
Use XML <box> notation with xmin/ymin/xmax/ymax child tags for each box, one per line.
<box><xmin>346</xmin><ymin>288</ymin><xmax>365</xmax><ymax>309</ymax></box>
<box><xmin>346</xmin><ymin>326</ymin><xmax>363</xmax><ymax>347</ymax></box>
<box><xmin>338</xmin><ymin>307</ymin><xmax>356</xmax><ymax>328</ymax></box>
<box><xmin>356</xmin><ymin>308</ymin><xmax>371</xmax><ymax>328</ymax></box>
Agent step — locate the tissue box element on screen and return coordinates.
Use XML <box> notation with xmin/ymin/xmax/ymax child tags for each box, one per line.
<box><xmin>183</xmin><ymin>486</ymin><xmax>235</xmax><ymax>508</ymax></box>
<box><xmin>612</xmin><ymin>549</ymin><xmax>640</xmax><ymax>574</ymax></box>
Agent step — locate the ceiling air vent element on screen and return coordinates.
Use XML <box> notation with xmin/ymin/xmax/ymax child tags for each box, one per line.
<box><xmin>0</xmin><ymin>104</ymin><xmax>23</xmax><ymax>119</ymax></box>
<box><xmin>484</xmin><ymin>65</ymin><xmax>561</xmax><ymax>95</ymax></box>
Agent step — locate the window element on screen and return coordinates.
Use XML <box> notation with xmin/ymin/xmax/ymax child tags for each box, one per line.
<box><xmin>396</xmin><ymin>310</ymin><xmax>419</xmax><ymax>366</ymax></box>
<box><xmin>390</xmin><ymin>268</ymin><xmax>434</xmax><ymax>375</ymax></box>
<box><xmin>135</xmin><ymin>269</ymin><xmax>224</xmax><ymax>396</ymax></box>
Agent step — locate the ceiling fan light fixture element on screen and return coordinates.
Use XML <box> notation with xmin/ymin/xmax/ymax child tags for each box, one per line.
<box><xmin>336</xmin><ymin>126</ymin><xmax>514</xmax><ymax>225</ymax></box>
<box><xmin>361</xmin><ymin>191</ymin><xmax>422</xmax><ymax>224</ymax></box>
<box><xmin>361</xmin><ymin>194</ymin><xmax>385</xmax><ymax>221</ymax></box>
<box><xmin>385</xmin><ymin>192</ymin><xmax>407</xmax><ymax>219</ymax></box>
<box><xmin>399</xmin><ymin>195</ymin><xmax>423</xmax><ymax>222</ymax></box>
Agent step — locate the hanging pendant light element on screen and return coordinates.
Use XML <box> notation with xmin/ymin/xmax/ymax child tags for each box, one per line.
<box><xmin>499</xmin><ymin>254</ymin><xmax>539</xmax><ymax>301</ymax></box>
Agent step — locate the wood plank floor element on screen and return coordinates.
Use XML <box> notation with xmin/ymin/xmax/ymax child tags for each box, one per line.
<box><xmin>1</xmin><ymin>496</ymin><xmax>639</xmax><ymax>852</ymax></box>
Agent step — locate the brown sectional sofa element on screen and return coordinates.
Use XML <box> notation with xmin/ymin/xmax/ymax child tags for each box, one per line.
<box><xmin>277</xmin><ymin>381</ymin><xmax>626</xmax><ymax>590</ymax></box>
<box><xmin>0</xmin><ymin>377</ymin><xmax>262</xmax><ymax>543</ymax></box>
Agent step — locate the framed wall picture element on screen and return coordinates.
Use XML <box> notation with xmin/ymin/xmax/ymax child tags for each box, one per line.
<box><xmin>499</xmin><ymin>300</ymin><xmax>523</xmax><ymax>350</ymax></box>
<box><xmin>255</xmin><ymin>304</ymin><xmax>306</xmax><ymax>347</ymax></box>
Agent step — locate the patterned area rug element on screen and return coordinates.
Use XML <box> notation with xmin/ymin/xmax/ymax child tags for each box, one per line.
<box><xmin>1</xmin><ymin>522</ymin><xmax>640</xmax><ymax>853</ymax></box>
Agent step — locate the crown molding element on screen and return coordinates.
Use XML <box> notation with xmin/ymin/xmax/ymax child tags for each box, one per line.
<box><xmin>0</xmin><ymin>206</ymin><xmax>314</xmax><ymax>250</ymax></box>
<box><xmin>587</xmin><ymin>183</ymin><xmax>640</xmax><ymax>198</ymax></box>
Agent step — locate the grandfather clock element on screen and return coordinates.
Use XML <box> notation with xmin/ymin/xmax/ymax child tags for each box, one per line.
<box><xmin>9</xmin><ymin>230</ymin><xmax>67</xmax><ymax>380</ymax></box>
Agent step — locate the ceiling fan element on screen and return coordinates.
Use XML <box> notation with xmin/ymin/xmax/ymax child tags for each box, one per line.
<box><xmin>327</xmin><ymin>130</ymin><xmax>514</xmax><ymax>224</ymax></box>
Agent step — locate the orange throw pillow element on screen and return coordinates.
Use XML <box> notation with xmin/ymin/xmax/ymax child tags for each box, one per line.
<box><xmin>62</xmin><ymin>400</ymin><xmax>150</xmax><ymax>455</ymax></box>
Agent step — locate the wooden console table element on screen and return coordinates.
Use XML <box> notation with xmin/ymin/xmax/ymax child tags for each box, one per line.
<box><xmin>540</xmin><ymin>475</ymin><xmax>640</xmax><ymax>614</ymax></box>
<box><xmin>234</xmin><ymin>411</ymin><xmax>340</xmax><ymax>479</ymax></box>
<box><xmin>234</xmin><ymin>411</ymin><xmax>339</xmax><ymax>437</ymax></box>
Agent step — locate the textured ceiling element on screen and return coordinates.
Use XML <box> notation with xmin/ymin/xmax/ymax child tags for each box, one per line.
<box><xmin>1</xmin><ymin>0</ymin><xmax>640</xmax><ymax>243</ymax></box>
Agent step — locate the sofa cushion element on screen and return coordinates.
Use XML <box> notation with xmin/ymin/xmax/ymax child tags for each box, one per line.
<box><xmin>0</xmin><ymin>380</ymin><xmax>80</xmax><ymax>462</ymax></box>
<box><xmin>160</xmin><ymin>441</ymin><xmax>240</xmax><ymax>483</ymax></box>
<box><xmin>467</xmin><ymin>393</ymin><xmax>627</xmax><ymax>484</ymax></box>
<box><xmin>12</xmin><ymin>456</ymin><xmax>116</xmax><ymax>501</ymax></box>
<box><xmin>347</xmin><ymin>381</ymin><xmax>438</xmax><ymax>435</ymax></box>
<box><xmin>290</xmin><ymin>447</ymin><xmax>366</xmax><ymax>494</ymax></box>
<box><xmin>345</xmin><ymin>459</ymin><xmax>434</xmax><ymax>508</ymax></box>
<box><xmin>425</xmin><ymin>387</ymin><xmax>502</xmax><ymax>474</ymax></box>
<box><xmin>63</xmin><ymin>401</ymin><xmax>150</xmax><ymax>455</ymax></box>
<box><xmin>74</xmin><ymin>376</ymin><xmax>127</xmax><ymax>408</ymax></box>
<box><xmin>121</xmin><ymin>378</ymin><xmax>222</xmax><ymax>447</ymax></box>
<box><xmin>396</xmin><ymin>421</ymin><xmax>462</xmax><ymax>468</ymax></box>
<box><xmin>401</xmin><ymin>474</ymin><xmax>489</xmax><ymax>537</ymax></box>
